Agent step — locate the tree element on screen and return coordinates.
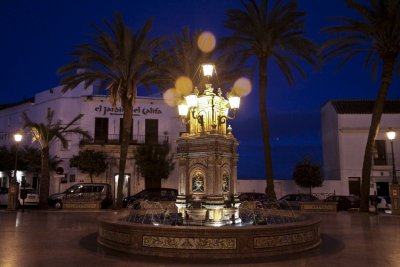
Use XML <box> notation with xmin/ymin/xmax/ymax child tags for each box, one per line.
<box><xmin>321</xmin><ymin>0</ymin><xmax>400</xmax><ymax>212</ymax></box>
<box><xmin>70</xmin><ymin>150</ymin><xmax>107</xmax><ymax>183</ymax></box>
<box><xmin>134</xmin><ymin>144</ymin><xmax>175</xmax><ymax>189</ymax></box>
<box><xmin>222</xmin><ymin>0</ymin><xmax>319</xmax><ymax>198</ymax></box>
<box><xmin>292</xmin><ymin>158</ymin><xmax>322</xmax><ymax>196</ymax></box>
<box><xmin>22</xmin><ymin>108</ymin><xmax>91</xmax><ymax>209</ymax></box>
<box><xmin>0</xmin><ymin>145</ymin><xmax>62</xmax><ymax>185</ymax></box>
<box><xmin>0</xmin><ymin>145</ymin><xmax>16</xmax><ymax>182</ymax></box>
<box><xmin>58</xmin><ymin>12</ymin><xmax>160</xmax><ymax>209</ymax></box>
<box><xmin>19</xmin><ymin>146</ymin><xmax>41</xmax><ymax>175</ymax></box>
<box><xmin>156</xmin><ymin>27</ymin><xmax>245</xmax><ymax>93</ymax></box>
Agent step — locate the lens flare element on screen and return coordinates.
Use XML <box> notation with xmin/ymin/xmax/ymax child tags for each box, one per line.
<box><xmin>232</xmin><ymin>77</ymin><xmax>252</xmax><ymax>97</ymax></box>
<box><xmin>175</xmin><ymin>76</ymin><xmax>193</xmax><ymax>96</ymax></box>
<box><xmin>197</xmin><ymin>31</ymin><xmax>216</xmax><ymax>53</ymax></box>
<box><xmin>163</xmin><ymin>88</ymin><xmax>180</xmax><ymax>107</ymax></box>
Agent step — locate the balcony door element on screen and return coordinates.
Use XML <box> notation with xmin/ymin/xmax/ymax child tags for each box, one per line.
<box><xmin>145</xmin><ymin>119</ymin><xmax>158</xmax><ymax>144</ymax></box>
<box><xmin>94</xmin><ymin>117</ymin><xmax>108</xmax><ymax>143</ymax></box>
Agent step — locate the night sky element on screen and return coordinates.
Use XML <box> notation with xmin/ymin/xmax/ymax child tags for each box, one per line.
<box><xmin>1</xmin><ymin>0</ymin><xmax>399</xmax><ymax>179</ymax></box>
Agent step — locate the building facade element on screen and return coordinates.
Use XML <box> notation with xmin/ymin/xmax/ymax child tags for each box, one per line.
<box><xmin>321</xmin><ymin>100</ymin><xmax>400</xmax><ymax>197</ymax></box>
<box><xmin>0</xmin><ymin>83</ymin><xmax>184</xmax><ymax>199</ymax></box>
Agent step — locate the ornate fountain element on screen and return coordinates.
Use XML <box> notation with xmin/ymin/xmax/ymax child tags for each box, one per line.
<box><xmin>97</xmin><ymin>64</ymin><xmax>321</xmax><ymax>259</ymax></box>
<box><xmin>175</xmin><ymin>64</ymin><xmax>241</xmax><ymax>226</ymax></box>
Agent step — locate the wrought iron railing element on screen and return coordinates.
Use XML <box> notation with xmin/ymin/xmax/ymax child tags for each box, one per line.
<box><xmin>81</xmin><ymin>133</ymin><xmax>169</xmax><ymax>145</ymax></box>
<box><xmin>372</xmin><ymin>153</ymin><xmax>394</xmax><ymax>166</ymax></box>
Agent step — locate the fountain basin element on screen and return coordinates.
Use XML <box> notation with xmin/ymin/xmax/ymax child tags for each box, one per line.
<box><xmin>98</xmin><ymin>211</ymin><xmax>321</xmax><ymax>259</ymax></box>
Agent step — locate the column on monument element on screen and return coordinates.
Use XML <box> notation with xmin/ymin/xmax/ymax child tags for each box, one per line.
<box><xmin>214</xmin><ymin>156</ymin><xmax>222</xmax><ymax>195</ymax></box>
<box><xmin>178</xmin><ymin>158</ymin><xmax>188</xmax><ymax>195</ymax></box>
<box><xmin>207</xmin><ymin>156</ymin><xmax>215</xmax><ymax>195</ymax></box>
<box><xmin>231</xmin><ymin>158</ymin><xmax>238</xmax><ymax>195</ymax></box>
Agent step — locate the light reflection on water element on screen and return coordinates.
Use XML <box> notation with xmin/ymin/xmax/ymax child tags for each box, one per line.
<box><xmin>123</xmin><ymin>200</ymin><xmax>299</xmax><ymax>227</ymax></box>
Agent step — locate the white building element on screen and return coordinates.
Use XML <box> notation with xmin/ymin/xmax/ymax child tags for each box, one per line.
<box><xmin>321</xmin><ymin>100</ymin><xmax>400</xmax><ymax>197</ymax></box>
<box><xmin>3</xmin><ymin>84</ymin><xmax>398</xmax><ymax>201</ymax></box>
<box><xmin>0</xmin><ymin>83</ymin><xmax>184</xmax><ymax>198</ymax></box>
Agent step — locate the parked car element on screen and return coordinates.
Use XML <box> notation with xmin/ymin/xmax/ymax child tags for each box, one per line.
<box><xmin>324</xmin><ymin>195</ymin><xmax>360</xmax><ymax>211</ymax></box>
<box><xmin>48</xmin><ymin>183</ymin><xmax>113</xmax><ymax>209</ymax></box>
<box><xmin>0</xmin><ymin>187</ymin><xmax>8</xmax><ymax>206</ymax></box>
<box><xmin>238</xmin><ymin>192</ymin><xmax>271</xmax><ymax>208</ymax></box>
<box><xmin>0</xmin><ymin>187</ymin><xmax>39</xmax><ymax>207</ymax></box>
<box><xmin>279</xmin><ymin>193</ymin><xmax>319</xmax><ymax>210</ymax></box>
<box><xmin>369</xmin><ymin>195</ymin><xmax>391</xmax><ymax>212</ymax></box>
<box><xmin>20</xmin><ymin>188</ymin><xmax>39</xmax><ymax>206</ymax></box>
<box><xmin>122</xmin><ymin>188</ymin><xmax>178</xmax><ymax>208</ymax></box>
<box><xmin>238</xmin><ymin>192</ymin><xmax>267</xmax><ymax>202</ymax></box>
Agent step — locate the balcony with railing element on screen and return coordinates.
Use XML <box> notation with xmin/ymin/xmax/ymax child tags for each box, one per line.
<box><xmin>372</xmin><ymin>153</ymin><xmax>394</xmax><ymax>166</ymax></box>
<box><xmin>81</xmin><ymin>133</ymin><xmax>169</xmax><ymax>146</ymax></box>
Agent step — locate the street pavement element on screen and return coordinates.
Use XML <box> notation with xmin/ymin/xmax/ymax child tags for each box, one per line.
<box><xmin>0</xmin><ymin>208</ymin><xmax>399</xmax><ymax>267</ymax></box>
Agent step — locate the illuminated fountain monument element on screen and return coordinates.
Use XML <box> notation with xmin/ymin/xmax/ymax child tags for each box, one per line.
<box><xmin>175</xmin><ymin>64</ymin><xmax>241</xmax><ymax>226</ymax></box>
<box><xmin>97</xmin><ymin>64</ymin><xmax>321</xmax><ymax>259</ymax></box>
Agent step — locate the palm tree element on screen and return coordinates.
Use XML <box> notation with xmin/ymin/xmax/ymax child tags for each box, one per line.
<box><xmin>321</xmin><ymin>0</ymin><xmax>400</xmax><ymax>212</ymax></box>
<box><xmin>156</xmin><ymin>27</ymin><xmax>244</xmax><ymax>93</ymax></box>
<box><xmin>22</xmin><ymin>108</ymin><xmax>91</xmax><ymax>209</ymax></box>
<box><xmin>222</xmin><ymin>0</ymin><xmax>319</xmax><ymax>198</ymax></box>
<box><xmin>58</xmin><ymin>12</ymin><xmax>160</xmax><ymax>209</ymax></box>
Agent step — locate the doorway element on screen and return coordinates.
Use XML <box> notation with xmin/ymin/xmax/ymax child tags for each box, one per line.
<box><xmin>376</xmin><ymin>182</ymin><xmax>389</xmax><ymax>197</ymax></box>
<box><xmin>348</xmin><ymin>177</ymin><xmax>360</xmax><ymax>196</ymax></box>
<box><xmin>114</xmin><ymin>174</ymin><xmax>131</xmax><ymax>200</ymax></box>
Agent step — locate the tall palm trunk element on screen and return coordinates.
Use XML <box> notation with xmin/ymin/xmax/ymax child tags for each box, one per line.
<box><xmin>360</xmin><ymin>55</ymin><xmax>395</xmax><ymax>212</ymax></box>
<box><xmin>39</xmin><ymin>146</ymin><xmax>50</xmax><ymax>209</ymax></box>
<box><xmin>259</xmin><ymin>57</ymin><xmax>276</xmax><ymax>199</ymax></box>
<box><xmin>116</xmin><ymin>96</ymin><xmax>133</xmax><ymax>209</ymax></box>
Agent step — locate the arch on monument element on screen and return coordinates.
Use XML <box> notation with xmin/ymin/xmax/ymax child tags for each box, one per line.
<box><xmin>221</xmin><ymin>164</ymin><xmax>231</xmax><ymax>193</ymax></box>
<box><xmin>189</xmin><ymin>164</ymin><xmax>207</xmax><ymax>195</ymax></box>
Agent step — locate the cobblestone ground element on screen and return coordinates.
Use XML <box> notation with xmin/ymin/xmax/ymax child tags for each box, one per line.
<box><xmin>0</xmin><ymin>208</ymin><xmax>399</xmax><ymax>267</ymax></box>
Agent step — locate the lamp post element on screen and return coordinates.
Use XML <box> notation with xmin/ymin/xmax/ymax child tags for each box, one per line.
<box><xmin>178</xmin><ymin>63</ymin><xmax>241</xmax><ymax>135</ymax></box>
<box><xmin>7</xmin><ymin>132</ymin><xmax>22</xmax><ymax>210</ymax></box>
<box><xmin>387</xmin><ymin>128</ymin><xmax>399</xmax><ymax>214</ymax></box>
<box><xmin>387</xmin><ymin>129</ymin><xmax>397</xmax><ymax>184</ymax></box>
<box><xmin>175</xmin><ymin>63</ymin><xmax>242</xmax><ymax>226</ymax></box>
<box><xmin>13</xmin><ymin>132</ymin><xmax>23</xmax><ymax>182</ymax></box>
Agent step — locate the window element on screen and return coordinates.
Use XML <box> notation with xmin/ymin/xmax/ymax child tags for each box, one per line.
<box><xmin>60</xmin><ymin>140</ymin><xmax>70</xmax><ymax>151</ymax></box>
<box><xmin>373</xmin><ymin>140</ymin><xmax>387</xmax><ymax>165</ymax></box>
<box><xmin>61</xmin><ymin>174</ymin><xmax>68</xmax><ymax>184</ymax></box>
<box><xmin>94</xmin><ymin>117</ymin><xmax>109</xmax><ymax>143</ymax></box>
<box><xmin>145</xmin><ymin>119</ymin><xmax>158</xmax><ymax>144</ymax></box>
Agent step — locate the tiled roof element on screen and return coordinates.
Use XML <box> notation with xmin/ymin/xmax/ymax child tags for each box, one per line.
<box><xmin>330</xmin><ymin>99</ymin><xmax>400</xmax><ymax>114</ymax></box>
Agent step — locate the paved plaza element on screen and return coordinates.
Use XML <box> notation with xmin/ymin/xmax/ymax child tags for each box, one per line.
<box><xmin>0</xmin><ymin>209</ymin><xmax>399</xmax><ymax>267</ymax></box>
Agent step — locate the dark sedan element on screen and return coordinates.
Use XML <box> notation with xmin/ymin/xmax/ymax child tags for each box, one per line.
<box><xmin>279</xmin><ymin>193</ymin><xmax>319</xmax><ymax>210</ymax></box>
<box><xmin>122</xmin><ymin>188</ymin><xmax>178</xmax><ymax>208</ymax></box>
<box><xmin>325</xmin><ymin>195</ymin><xmax>360</xmax><ymax>211</ymax></box>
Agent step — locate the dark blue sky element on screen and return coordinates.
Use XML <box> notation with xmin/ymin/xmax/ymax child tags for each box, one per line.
<box><xmin>1</xmin><ymin>0</ymin><xmax>399</xmax><ymax>179</ymax></box>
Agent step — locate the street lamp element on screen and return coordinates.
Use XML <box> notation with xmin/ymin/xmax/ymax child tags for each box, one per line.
<box><xmin>387</xmin><ymin>128</ymin><xmax>397</xmax><ymax>184</ymax></box>
<box><xmin>178</xmin><ymin>63</ymin><xmax>241</xmax><ymax>135</ymax></box>
<box><xmin>7</xmin><ymin>131</ymin><xmax>22</xmax><ymax>210</ymax></box>
<box><xmin>13</xmin><ymin>132</ymin><xmax>23</xmax><ymax>183</ymax></box>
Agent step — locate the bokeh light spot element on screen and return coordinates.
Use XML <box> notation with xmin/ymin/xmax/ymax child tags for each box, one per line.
<box><xmin>175</xmin><ymin>76</ymin><xmax>193</xmax><ymax>96</ymax></box>
<box><xmin>163</xmin><ymin>88</ymin><xmax>180</xmax><ymax>107</ymax></box>
<box><xmin>197</xmin><ymin>31</ymin><xmax>216</xmax><ymax>53</ymax></box>
<box><xmin>232</xmin><ymin>77</ymin><xmax>252</xmax><ymax>97</ymax></box>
